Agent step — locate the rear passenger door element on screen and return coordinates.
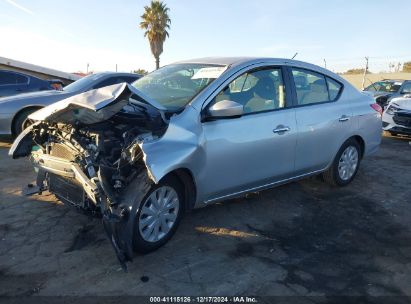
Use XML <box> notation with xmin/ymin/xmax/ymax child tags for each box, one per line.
<box><xmin>289</xmin><ymin>67</ymin><xmax>353</xmax><ymax>174</ymax></box>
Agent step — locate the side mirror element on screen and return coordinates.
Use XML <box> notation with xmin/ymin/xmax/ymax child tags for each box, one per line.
<box><xmin>208</xmin><ymin>100</ymin><xmax>243</xmax><ymax>119</ymax></box>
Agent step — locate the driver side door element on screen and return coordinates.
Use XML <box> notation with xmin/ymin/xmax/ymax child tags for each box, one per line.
<box><xmin>199</xmin><ymin>66</ymin><xmax>297</xmax><ymax>202</ymax></box>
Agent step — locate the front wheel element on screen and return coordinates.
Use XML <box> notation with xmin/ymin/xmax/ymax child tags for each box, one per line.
<box><xmin>132</xmin><ymin>176</ymin><xmax>184</xmax><ymax>253</ymax></box>
<box><xmin>322</xmin><ymin>139</ymin><xmax>361</xmax><ymax>186</ymax></box>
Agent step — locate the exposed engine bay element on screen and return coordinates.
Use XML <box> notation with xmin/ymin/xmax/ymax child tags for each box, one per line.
<box><xmin>9</xmin><ymin>83</ymin><xmax>171</xmax><ymax>270</ymax></box>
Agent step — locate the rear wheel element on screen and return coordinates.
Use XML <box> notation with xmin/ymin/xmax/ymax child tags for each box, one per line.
<box><xmin>132</xmin><ymin>175</ymin><xmax>184</xmax><ymax>253</ymax></box>
<box><xmin>322</xmin><ymin>139</ymin><xmax>361</xmax><ymax>186</ymax></box>
<box><xmin>12</xmin><ymin>108</ymin><xmax>40</xmax><ymax>136</ymax></box>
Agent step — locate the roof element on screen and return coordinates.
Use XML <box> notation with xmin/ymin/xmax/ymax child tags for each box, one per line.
<box><xmin>174</xmin><ymin>57</ymin><xmax>263</xmax><ymax>65</ymax></box>
<box><xmin>172</xmin><ymin>56</ymin><xmax>323</xmax><ymax>70</ymax></box>
<box><xmin>0</xmin><ymin>56</ymin><xmax>81</xmax><ymax>81</ymax></box>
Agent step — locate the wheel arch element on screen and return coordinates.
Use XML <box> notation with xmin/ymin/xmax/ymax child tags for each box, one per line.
<box><xmin>351</xmin><ymin>135</ymin><xmax>365</xmax><ymax>158</ymax></box>
<box><xmin>160</xmin><ymin>168</ymin><xmax>197</xmax><ymax>211</ymax></box>
<box><xmin>11</xmin><ymin>105</ymin><xmax>43</xmax><ymax>136</ymax></box>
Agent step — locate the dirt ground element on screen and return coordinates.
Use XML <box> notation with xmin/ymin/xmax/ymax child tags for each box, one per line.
<box><xmin>1</xmin><ymin>134</ymin><xmax>411</xmax><ymax>301</ymax></box>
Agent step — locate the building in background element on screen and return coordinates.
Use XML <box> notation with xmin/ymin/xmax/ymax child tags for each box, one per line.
<box><xmin>0</xmin><ymin>56</ymin><xmax>81</xmax><ymax>86</ymax></box>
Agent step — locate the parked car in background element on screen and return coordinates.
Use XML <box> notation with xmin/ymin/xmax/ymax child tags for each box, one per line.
<box><xmin>0</xmin><ymin>70</ymin><xmax>65</xmax><ymax>98</ymax></box>
<box><xmin>364</xmin><ymin>79</ymin><xmax>411</xmax><ymax>109</ymax></box>
<box><xmin>10</xmin><ymin>57</ymin><xmax>382</xmax><ymax>269</ymax></box>
<box><xmin>382</xmin><ymin>94</ymin><xmax>411</xmax><ymax>136</ymax></box>
<box><xmin>0</xmin><ymin>72</ymin><xmax>141</xmax><ymax>136</ymax></box>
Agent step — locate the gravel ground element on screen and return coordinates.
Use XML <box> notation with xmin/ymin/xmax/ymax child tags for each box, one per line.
<box><xmin>0</xmin><ymin>134</ymin><xmax>411</xmax><ymax>301</ymax></box>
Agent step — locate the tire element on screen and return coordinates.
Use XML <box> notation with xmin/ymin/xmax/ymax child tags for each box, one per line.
<box><xmin>322</xmin><ymin>138</ymin><xmax>361</xmax><ymax>187</ymax></box>
<box><xmin>389</xmin><ymin>131</ymin><xmax>398</xmax><ymax>137</ymax></box>
<box><xmin>12</xmin><ymin>108</ymin><xmax>40</xmax><ymax>136</ymax></box>
<box><xmin>132</xmin><ymin>175</ymin><xmax>184</xmax><ymax>253</ymax></box>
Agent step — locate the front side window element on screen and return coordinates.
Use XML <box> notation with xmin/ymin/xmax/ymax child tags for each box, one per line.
<box><xmin>132</xmin><ymin>63</ymin><xmax>226</xmax><ymax>111</ymax></box>
<box><xmin>15</xmin><ymin>74</ymin><xmax>28</xmax><ymax>84</ymax></box>
<box><xmin>93</xmin><ymin>77</ymin><xmax>124</xmax><ymax>89</ymax></box>
<box><xmin>211</xmin><ymin>68</ymin><xmax>286</xmax><ymax>114</ymax></box>
<box><xmin>292</xmin><ymin>69</ymin><xmax>342</xmax><ymax>105</ymax></box>
<box><xmin>63</xmin><ymin>73</ymin><xmax>106</xmax><ymax>93</ymax></box>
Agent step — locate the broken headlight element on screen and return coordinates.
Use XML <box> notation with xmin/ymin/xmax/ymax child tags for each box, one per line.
<box><xmin>386</xmin><ymin>105</ymin><xmax>399</xmax><ymax>115</ymax></box>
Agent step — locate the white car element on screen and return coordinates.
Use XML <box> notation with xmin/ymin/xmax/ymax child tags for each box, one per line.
<box><xmin>382</xmin><ymin>95</ymin><xmax>411</xmax><ymax>136</ymax></box>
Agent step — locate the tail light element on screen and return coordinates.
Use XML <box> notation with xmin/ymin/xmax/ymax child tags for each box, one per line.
<box><xmin>370</xmin><ymin>103</ymin><xmax>383</xmax><ymax>116</ymax></box>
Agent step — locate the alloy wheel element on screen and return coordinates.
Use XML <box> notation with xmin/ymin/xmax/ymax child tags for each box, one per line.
<box><xmin>338</xmin><ymin>145</ymin><xmax>359</xmax><ymax>181</ymax></box>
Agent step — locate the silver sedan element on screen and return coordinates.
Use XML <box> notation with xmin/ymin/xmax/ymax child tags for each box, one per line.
<box><xmin>10</xmin><ymin>57</ymin><xmax>382</xmax><ymax>269</ymax></box>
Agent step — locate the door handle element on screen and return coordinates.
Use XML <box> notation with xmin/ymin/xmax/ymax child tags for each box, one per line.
<box><xmin>273</xmin><ymin>126</ymin><xmax>290</xmax><ymax>134</ymax></box>
<box><xmin>339</xmin><ymin>115</ymin><xmax>350</xmax><ymax>122</ymax></box>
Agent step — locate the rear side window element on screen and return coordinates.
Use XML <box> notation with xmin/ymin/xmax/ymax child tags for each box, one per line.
<box><xmin>0</xmin><ymin>71</ymin><xmax>14</xmax><ymax>85</ymax></box>
<box><xmin>327</xmin><ymin>77</ymin><xmax>342</xmax><ymax>100</ymax></box>
<box><xmin>0</xmin><ymin>71</ymin><xmax>28</xmax><ymax>85</ymax></box>
<box><xmin>291</xmin><ymin>68</ymin><xmax>342</xmax><ymax>105</ymax></box>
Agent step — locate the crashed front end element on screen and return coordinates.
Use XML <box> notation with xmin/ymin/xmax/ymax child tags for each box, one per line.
<box><xmin>9</xmin><ymin>83</ymin><xmax>168</xmax><ymax>270</ymax></box>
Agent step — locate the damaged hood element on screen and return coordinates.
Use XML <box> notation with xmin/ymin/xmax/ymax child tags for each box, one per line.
<box><xmin>29</xmin><ymin>82</ymin><xmax>167</xmax><ymax>124</ymax></box>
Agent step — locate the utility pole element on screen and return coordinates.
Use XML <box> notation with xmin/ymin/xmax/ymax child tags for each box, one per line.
<box><xmin>323</xmin><ymin>58</ymin><xmax>327</xmax><ymax>69</ymax></box>
<box><xmin>86</xmin><ymin>63</ymin><xmax>89</xmax><ymax>74</ymax></box>
<box><xmin>361</xmin><ymin>57</ymin><xmax>369</xmax><ymax>90</ymax></box>
<box><xmin>115</xmin><ymin>64</ymin><xmax>118</xmax><ymax>72</ymax></box>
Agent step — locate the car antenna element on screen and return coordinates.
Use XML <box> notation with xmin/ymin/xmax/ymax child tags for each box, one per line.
<box><xmin>291</xmin><ymin>52</ymin><xmax>298</xmax><ymax>59</ymax></box>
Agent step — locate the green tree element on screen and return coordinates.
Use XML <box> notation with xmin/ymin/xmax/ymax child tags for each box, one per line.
<box><xmin>140</xmin><ymin>1</ymin><xmax>171</xmax><ymax>70</ymax></box>
<box><xmin>403</xmin><ymin>62</ymin><xmax>411</xmax><ymax>72</ymax></box>
<box><xmin>134</xmin><ymin>68</ymin><xmax>149</xmax><ymax>75</ymax></box>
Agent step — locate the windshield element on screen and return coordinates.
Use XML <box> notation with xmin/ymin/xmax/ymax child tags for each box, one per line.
<box><xmin>131</xmin><ymin>63</ymin><xmax>226</xmax><ymax>111</ymax></box>
<box><xmin>63</xmin><ymin>73</ymin><xmax>106</xmax><ymax>93</ymax></box>
<box><xmin>365</xmin><ymin>81</ymin><xmax>402</xmax><ymax>93</ymax></box>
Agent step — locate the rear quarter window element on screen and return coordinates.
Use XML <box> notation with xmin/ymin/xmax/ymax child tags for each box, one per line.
<box><xmin>326</xmin><ymin>77</ymin><xmax>342</xmax><ymax>100</ymax></box>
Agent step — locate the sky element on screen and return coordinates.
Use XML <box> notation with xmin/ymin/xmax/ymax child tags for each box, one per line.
<box><xmin>0</xmin><ymin>0</ymin><xmax>410</xmax><ymax>74</ymax></box>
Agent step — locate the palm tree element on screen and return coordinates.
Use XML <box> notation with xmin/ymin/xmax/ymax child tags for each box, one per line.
<box><xmin>140</xmin><ymin>1</ymin><xmax>171</xmax><ymax>70</ymax></box>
